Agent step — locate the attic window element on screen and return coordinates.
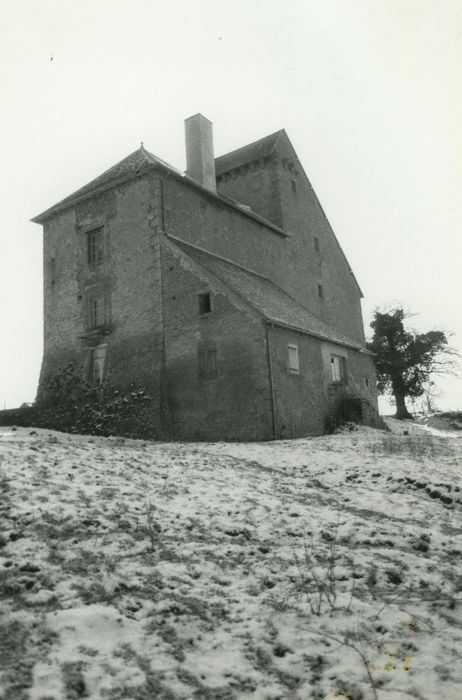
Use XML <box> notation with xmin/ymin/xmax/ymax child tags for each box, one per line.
<box><xmin>198</xmin><ymin>292</ymin><xmax>211</xmax><ymax>315</ymax></box>
<box><xmin>87</xmin><ymin>228</ymin><xmax>104</xmax><ymax>265</ymax></box>
<box><xmin>288</xmin><ymin>344</ymin><xmax>300</xmax><ymax>374</ymax></box>
<box><xmin>317</xmin><ymin>283</ymin><xmax>324</xmax><ymax>298</ymax></box>
<box><xmin>314</xmin><ymin>237</ymin><xmax>320</xmax><ymax>252</ymax></box>
<box><xmin>291</xmin><ymin>179</ymin><xmax>297</xmax><ymax>193</ymax></box>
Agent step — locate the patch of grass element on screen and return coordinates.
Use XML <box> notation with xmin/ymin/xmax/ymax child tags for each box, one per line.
<box><xmin>371</xmin><ymin>433</ymin><xmax>450</xmax><ymax>458</ymax></box>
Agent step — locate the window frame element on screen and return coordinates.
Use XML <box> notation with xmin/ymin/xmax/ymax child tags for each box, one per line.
<box><xmin>330</xmin><ymin>354</ymin><xmax>347</xmax><ymax>384</ymax></box>
<box><xmin>88</xmin><ymin>294</ymin><xmax>106</xmax><ymax>329</ymax></box>
<box><xmin>198</xmin><ymin>291</ymin><xmax>212</xmax><ymax>315</ymax></box>
<box><xmin>91</xmin><ymin>344</ymin><xmax>107</xmax><ymax>385</ymax></box>
<box><xmin>198</xmin><ymin>342</ymin><xmax>217</xmax><ymax>381</ymax></box>
<box><xmin>287</xmin><ymin>343</ymin><xmax>300</xmax><ymax>375</ymax></box>
<box><xmin>86</xmin><ymin>227</ymin><xmax>105</xmax><ymax>266</ymax></box>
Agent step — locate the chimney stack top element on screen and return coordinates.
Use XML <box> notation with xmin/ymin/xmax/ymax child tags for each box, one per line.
<box><xmin>184</xmin><ymin>114</ymin><xmax>216</xmax><ymax>193</ymax></box>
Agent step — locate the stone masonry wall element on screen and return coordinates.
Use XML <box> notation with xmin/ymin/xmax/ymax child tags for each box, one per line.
<box><xmin>216</xmin><ymin>158</ymin><xmax>283</xmax><ymax>227</ymax></box>
<box><xmin>161</xmin><ymin>240</ymin><xmax>273</xmax><ymax>441</ymax></box>
<box><xmin>37</xmin><ymin>173</ymin><xmax>165</xmax><ymax>432</ymax></box>
<box><xmin>215</xmin><ymin>136</ymin><xmax>367</xmax><ymax>346</ymax></box>
<box><xmin>268</xmin><ymin>326</ymin><xmax>328</xmax><ymax>438</ymax></box>
<box><xmin>273</xmin><ymin>137</ymin><xmax>366</xmax><ymax>343</ymax></box>
<box><xmin>162</xmin><ymin>175</ymin><xmax>289</xmax><ymax>289</ymax></box>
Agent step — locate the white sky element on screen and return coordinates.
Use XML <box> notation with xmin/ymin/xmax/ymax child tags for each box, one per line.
<box><xmin>0</xmin><ymin>0</ymin><xmax>461</xmax><ymax>411</ymax></box>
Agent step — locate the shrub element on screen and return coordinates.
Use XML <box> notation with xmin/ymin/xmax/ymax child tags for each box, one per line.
<box><xmin>31</xmin><ymin>361</ymin><xmax>159</xmax><ymax>439</ymax></box>
<box><xmin>325</xmin><ymin>392</ymin><xmax>363</xmax><ymax>434</ymax></box>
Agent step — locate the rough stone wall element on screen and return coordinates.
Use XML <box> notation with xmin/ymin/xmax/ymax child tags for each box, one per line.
<box><xmin>216</xmin><ymin>158</ymin><xmax>283</xmax><ymax>227</ymax></box>
<box><xmin>215</xmin><ymin>135</ymin><xmax>367</xmax><ymax>346</ymax></box>
<box><xmin>267</xmin><ymin>326</ymin><xmax>328</xmax><ymax>437</ymax></box>
<box><xmin>162</xmin><ymin>175</ymin><xmax>288</xmax><ymax>287</ymax></box>
<box><xmin>38</xmin><ymin>206</ymin><xmax>84</xmax><ymax>399</ymax></box>
<box><xmin>161</xmin><ymin>241</ymin><xmax>273</xmax><ymax>441</ymax></box>
<box><xmin>273</xmin><ymin>137</ymin><xmax>366</xmax><ymax>344</ymax></box>
<box><xmin>37</xmin><ymin>172</ymin><xmax>165</xmax><ymax>435</ymax></box>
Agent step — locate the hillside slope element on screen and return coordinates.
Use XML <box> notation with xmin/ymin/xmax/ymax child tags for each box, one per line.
<box><xmin>0</xmin><ymin>423</ymin><xmax>461</xmax><ymax>700</ymax></box>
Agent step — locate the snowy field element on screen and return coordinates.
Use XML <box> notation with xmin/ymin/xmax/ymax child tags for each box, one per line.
<box><xmin>0</xmin><ymin>421</ymin><xmax>461</xmax><ymax>700</ymax></box>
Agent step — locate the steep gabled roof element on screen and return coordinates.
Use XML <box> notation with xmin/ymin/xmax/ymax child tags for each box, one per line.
<box><xmin>215</xmin><ymin>130</ymin><xmax>284</xmax><ymax>176</ymax></box>
<box><xmin>166</xmin><ymin>235</ymin><xmax>365</xmax><ymax>350</ymax></box>
<box><xmin>32</xmin><ymin>147</ymin><xmax>181</xmax><ymax>224</ymax></box>
<box><xmin>31</xmin><ymin>144</ymin><xmax>285</xmax><ymax>234</ymax></box>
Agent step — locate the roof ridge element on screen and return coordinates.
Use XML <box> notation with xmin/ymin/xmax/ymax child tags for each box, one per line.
<box><xmin>214</xmin><ymin>130</ymin><xmax>285</xmax><ymax>176</ymax></box>
<box><xmin>215</xmin><ymin>129</ymin><xmax>284</xmax><ymax>159</ymax></box>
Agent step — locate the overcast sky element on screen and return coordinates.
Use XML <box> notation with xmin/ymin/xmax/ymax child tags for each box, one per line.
<box><xmin>1</xmin><ymin>0</ymin><xmax>460</xmax><ymax>412</ymax></box>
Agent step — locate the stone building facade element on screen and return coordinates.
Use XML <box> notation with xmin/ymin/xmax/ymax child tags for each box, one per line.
<box><xmin>32</xmin><ymin>114</ymin><xmax>380</xmax><ymax>440</ymax></box>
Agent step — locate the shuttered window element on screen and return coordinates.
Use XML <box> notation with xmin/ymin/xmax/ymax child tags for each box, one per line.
<box><xmin>87</xmin><ymin>228</ymin><xmax>104</xmax><ymax>265</ymax></box>
<box><xmin>331</xmin><ymin>355</ymin><xmax>347</xmax><ymax>384</ymax></box>
<box><xmin>198</xmin><ymin>344</ymin><xmax>217</xmax><ymax>380</ymax></box>
<box><xmin>92</xmin><ymin>345</ymin><xmax>107</xmax><ymax>384</ymax></box>
<box><xmin>89</xmin><ymin>296</ymin><xmax>105</xmax><ymax>329</ymax></box>
<box><xmin>288</xmin><ymin>344</ymin><xmax>300</xmax><ymax>374</ymax></box>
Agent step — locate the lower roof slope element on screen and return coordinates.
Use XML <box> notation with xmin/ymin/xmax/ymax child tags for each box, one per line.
<box><xmin>168</xmin><ymin>236</ymin><xmax>365</xmax><ymax>351</ymax></box>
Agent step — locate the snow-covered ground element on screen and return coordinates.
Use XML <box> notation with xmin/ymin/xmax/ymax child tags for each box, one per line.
<box><xmin>0</xmin><ymin>422</ymin><xmax>461</xmax><ymax>700</ymax></box>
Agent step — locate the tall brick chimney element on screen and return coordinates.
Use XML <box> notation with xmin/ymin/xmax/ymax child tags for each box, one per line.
<box><xmin>184</xmin><ymin>114</ymin><xmax>216</xmax><ymax>193</ymax></box>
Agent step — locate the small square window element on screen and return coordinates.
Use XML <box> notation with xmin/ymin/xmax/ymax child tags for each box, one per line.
<box><xmin>291</xmin><ymin>179</ymin><xmax>297</xmax><ymax>193</ymax></box>
<box><xmin>87</xmin><ymin>228</ymin><xmax>104</xmax><ymax>265</ymax></box>
<box><xmin>314</xmin><ymin>237</ymin><xmax>320</xmax><ymax>252</ymax></box>
<box><xmin>89</xmin><ymin>295</ymin><xmax>105</xmax><ymax>329</ymax></box>
<box><xmin>198</xmin><ymin>292</ymin><xmax>211</xmax><ymax>315</ymax></box>
<box><xmin>288</xmin><ymin>344</ymin><xmax>300</xmax><ymax>374</ymax></box>
<box><xmin>317</xmin><ymin>283</ymin><xmax>324</xmax><ymax>298</ymax></box>
<box><xmin>331</xmin><ymin>355</ymin><xmax>347</xmax><ymax>384</ymax></box>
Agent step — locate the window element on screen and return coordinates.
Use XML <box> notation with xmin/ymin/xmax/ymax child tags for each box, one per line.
<box><xmin>198</xmin><ymin>292</ymin><xmax>211</xmax><ymax>315</ymax></box>
<box><xmin>314</xmin><ymin>237</ymin><xmax>320</xmax><ymax>252</ymax></box>
<box><xmin>50</xmin><ymin>256</ymin><xmax>56</xmax><ymax>285</ymax></box>
<box><xmin>91</xmin><ymin>345</ymin><xmax>107</xmax><ymax>384</ymax></box>
<box><xmin>331</xmin><ymin>355</ymin><xmax>347</xmax><ymax>384</ymax></box>
<box><xmin>288</xmin><ymin>344</ymin><xmax>300</xmax><ymax>374</ymax></box>
<box><xmin>291</xmin><ymin>179</ymin><xmax>297</xmax><ymax>193</ymax></box>
<box><xmin>198</xmin><ymin>343</ymin><xmax>217</xmax><ymax>380</ymax></box>
<box><xmin>89</xmin><ymin>295</ymin><xmax>105</xmax><ymax>329</ymax></box>
<box><xmin>317</xmin><ymin>283</ymin><xmax>324</xmax><ymax>298</ymax></box>
<box><xmin>87</xmin><ymin>228</ymin><xmax>104</xmax><ymax>265</ymax></box>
